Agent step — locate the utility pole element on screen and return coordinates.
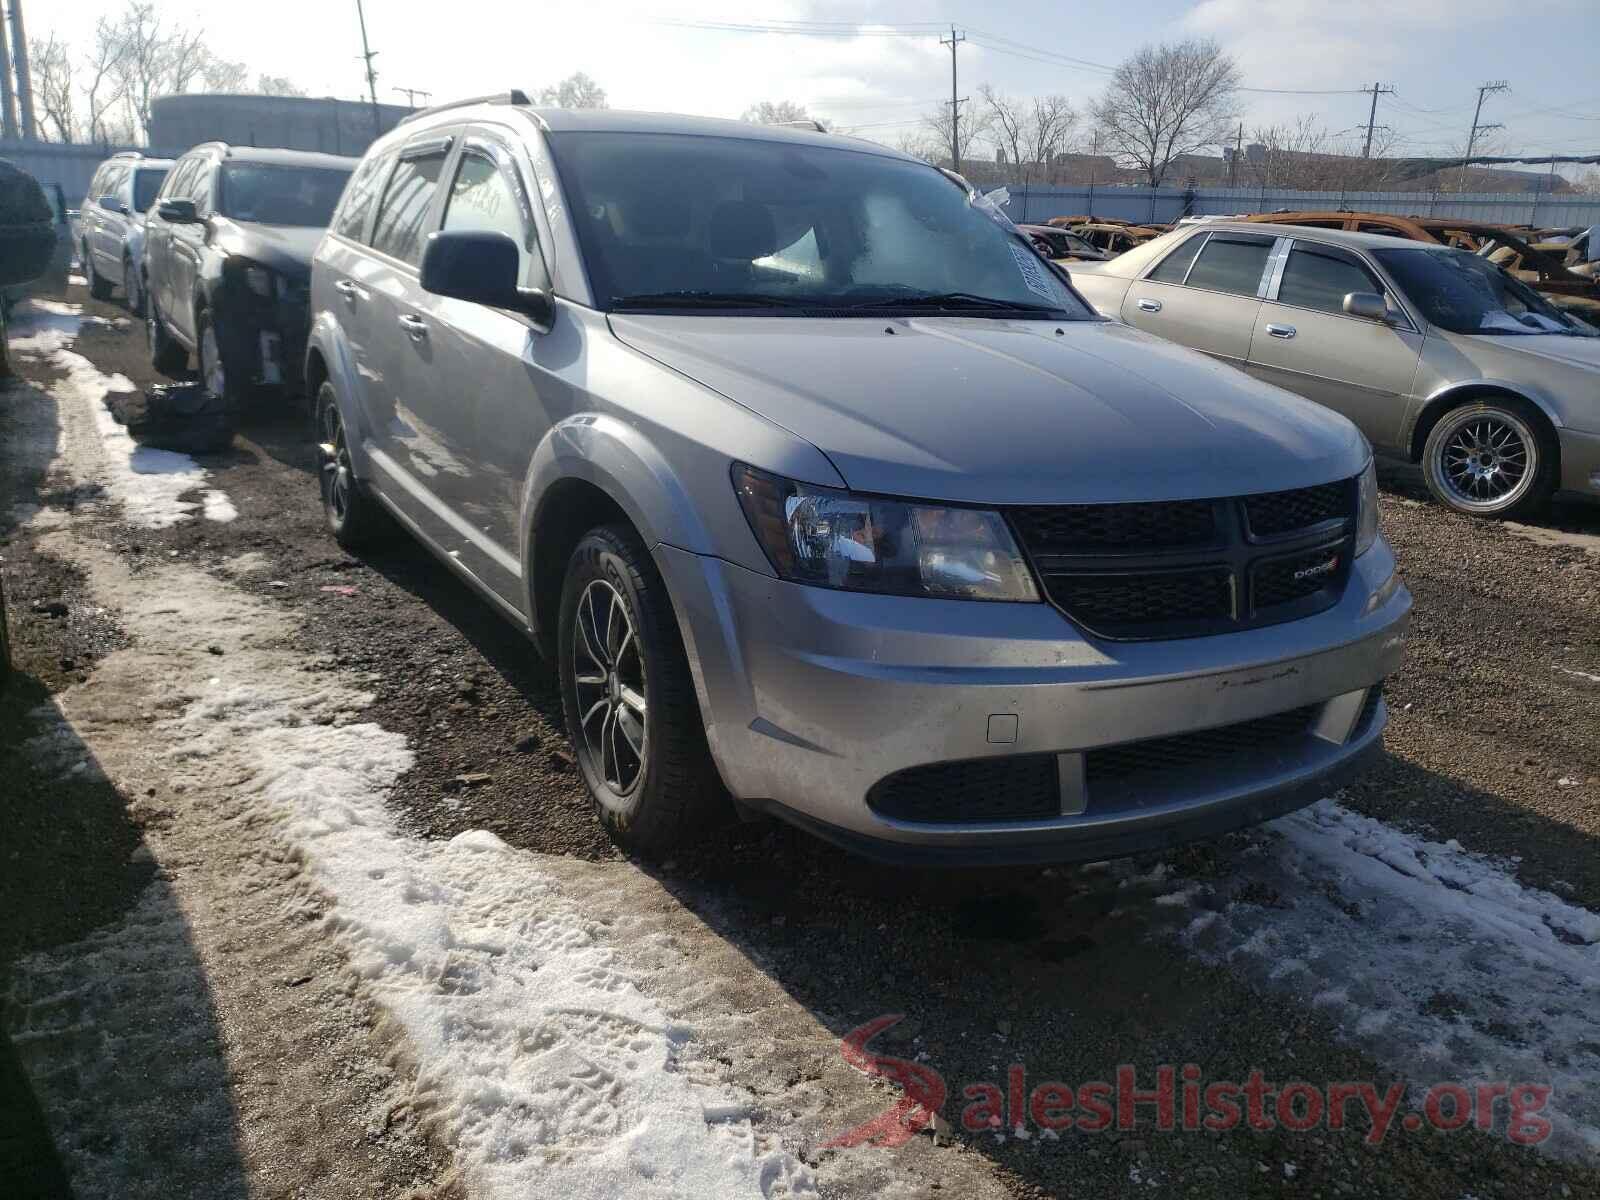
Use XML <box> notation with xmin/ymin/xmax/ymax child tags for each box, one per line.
<box><xmin>354</xmin><ymin>0</ymin><xmax>382</xmax><ymax>138</ymax></box>
<box><xmin>394</xmin><ymin>87</ymin><xmax>431</xmax><ymax>110</ymax></box>
<box><xmin>1360</xmin><ymin>83</ymin><xmax>1395</xmax><ymax>158</ymax></box>
<box><xmin>1460</xmin><ymin>80</ymin><xmax>1509</xmax><ymax>187</ymax></box>
<box><xmin>0</xmin><ymin>7</ymin><xmax>17</xmax><ymax>142</ymax></box>
<box><xmin>9</xmin><ymin>0</ymin><xmax>36</xmax><ymax>141</ymax></box>
<box><xmin>1228</xmin><ymin>122</ymin><xmax>1243</xmax><ymax>187</ymax></box>
<box><xmin>939</xmin><ymin>25</ymin><xmax>966</xmax><ymax>174</ymax></box>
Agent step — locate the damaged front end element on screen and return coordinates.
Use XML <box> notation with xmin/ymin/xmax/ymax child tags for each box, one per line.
<box><xmin>212</xmin><ymin>257</ymin><xmax>312</xmax><ymax>398</ymax></box>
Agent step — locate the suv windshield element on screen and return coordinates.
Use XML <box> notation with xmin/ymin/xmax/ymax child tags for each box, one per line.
<box><xmin>547</xmin><ymin>131</ymin><xmax>1089</xmax><ymax>317</ymax></box>
<box><xmin>133</xmin><ymin>168</ymin><xmax>168</xmax><ymax>213</ymax></box>
<box><xmin>1374</xmin><ymin>246</ymin><xmax>1596</xmax><ymax>337</ymax></box>
<box><xmin>218</xmin><ymin>164</ymin><xmax>353</xmax><ymax>226</ymax></box>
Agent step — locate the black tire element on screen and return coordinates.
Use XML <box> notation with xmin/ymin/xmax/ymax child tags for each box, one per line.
<box><xmin>558</xmin><ymin>524</ymin><xmax>729</xmax><ymax>857</ymax></box>
<box><xmin>124</xmin><ymin>256</ymin><xmax>145</xmax><ymax>317</ymax></box>
<box><xmin>314</xmin><ymin>382</ymin><xmax>388</xmax><ymax>547</ymax></box>
<box><xmin>195</xmin><ymin>309</ymin><xmax>252</xmax><ymax>408</ymax></box>
<box><xmin>1422</xmin><ymin>397</ymin><xmax>1557</xmax><ymax>520</ymax></box>
<box><xmin>147</xmin><ymin>301</ymin><xmax>187</xmax><ymax>376</ymax></box>
<box><xmin>84</xmin><ymin>243</ymin><xmax>114</xmax><ymax>301</ymax></box>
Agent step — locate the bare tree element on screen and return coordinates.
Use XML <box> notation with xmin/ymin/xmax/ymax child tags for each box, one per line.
<box><xmin>83</xmin><ymin>19</ymin><xmax>129</xmax><ymax>144</ymax></box>
<box><xmin>538</xmin><ymin>72</ymin><xmax>607</xmax><ymax>110</ymax></box>
<box><xmin>741</xmin><ymin>100</ymin><xmax>828</xmax><ymax>129</ymax></box>
<box><xmin>1092</xmin><ymin>38</ymin><xmax>1240</xmax><ymax>187</ymax></box>
<box><xmin>918</xmin><ymin>102</ymin><xmax>992</xmax><ymax>171</ymax></box>
<box><xmin>890</xmin><ymin>129</ymin><xmax>944</xmax><ymax>163</ymax></box>
<box><xmin>111</xmin><ymin>2</ymin><xmax>169</xmax><ymax>139</ymax></box>
<box><xmin>31</xmin><ymin>35</ymin><xmax>76</xmax><ymax>142</ymax></box>
<box><xmin>203</xmin><ymin>57</ymin><xmax>250</xmax><ymax>92</ymax></box>
<box><xmin>255</xmin><ymin>74</ymin><xmax>306</xmax><ymax>97</ymax></box>
<box><xmin>980</xmin><ymin>86</ymin><xmax>1076</xmax><ymax>186</ymax></box>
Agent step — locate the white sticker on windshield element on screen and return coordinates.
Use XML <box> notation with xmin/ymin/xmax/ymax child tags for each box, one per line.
<box><xmin>1008</xmin><ymin>242</ymin><xmax>1059</xmax><ymax>302</ymax></box>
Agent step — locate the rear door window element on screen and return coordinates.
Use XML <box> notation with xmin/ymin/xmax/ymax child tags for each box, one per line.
<box><xmin>1182</xmin><ymin>235</ymin><xmax>1275</xmax><ymax>297</ymax></box>
<box><xmin>1276</xmin><ymin>243</ymin><xmax>1384</xmax><ymax>314</ymax></box>
<box><xmin>133</xmin><ymin>168</ymin><xmax>168</xmax><ymax>212</ymax></box>
<box><xmin>370</xmin><ymin>144</ymin><xmax>451</xmax><ymax>268</ymax></box>
<box><xmin>333</xmin><ymin>151</ymin><xmax>394</xmax><ymax>243</ymax></box>
<box><xmin>1146</xmin><ymin>234</ymin><xmax>1206</xmax><ymax>283</ymax></box>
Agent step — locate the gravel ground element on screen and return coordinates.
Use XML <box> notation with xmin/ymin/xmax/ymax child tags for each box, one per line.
<box><xmin>3</xmin><ymin>281</ymin><xmax>1599</xmax><ymax>1198</ymax></box>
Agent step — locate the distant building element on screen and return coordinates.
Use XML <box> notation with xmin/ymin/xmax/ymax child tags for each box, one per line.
<box><xmin>148</xmin><ymin>94</ymin><xmax>412</xmax><ymax>158</ymax></box>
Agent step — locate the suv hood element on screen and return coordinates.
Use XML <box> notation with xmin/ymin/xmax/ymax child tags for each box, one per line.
<box><xmin>610</xmin><ymin>315</ymin><xmax>1368</xmax><ymax>504</ymax></box>
<box><xmin>209</xmin><ymin>219</ymin><xmax>322</xmax><ymax>278</ymax></box>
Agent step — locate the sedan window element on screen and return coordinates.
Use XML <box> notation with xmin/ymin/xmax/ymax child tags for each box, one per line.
<box><xmin>1277</xmin><ymin>245</ymin><xmax>1383</xmax><ymax>315</ymax></box>
<box><xmin>1182</xmin><ymin>235</ymin><xmax>1275</xmax><ymax>297</ymax></box>
<box><xmin>1146</xmin><ymin>234</ymin><xmax>1205</xmax><ymax>283</ymax></box>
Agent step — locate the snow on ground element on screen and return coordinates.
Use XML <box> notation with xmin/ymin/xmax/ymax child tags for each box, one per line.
<box><xmin>7</xmin><ymin>299</ymin><xmax>235</xmax><ymax>529</ymax></box>
<box><xmin>7</xmin><ymin>529</ymin><xmax>814</xmax><ymax>1199</ymax></box>
<box><xmin>1142</xmin><ymin>799</ymin><xmax>1600</xmax><ymax>1155</ymax></box>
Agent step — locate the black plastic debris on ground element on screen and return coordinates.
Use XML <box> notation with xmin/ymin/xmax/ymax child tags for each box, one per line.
<box><xmin>106</xmin><ymin>383</ymin><xmax>235</xmax><ymax>455</ymax></box>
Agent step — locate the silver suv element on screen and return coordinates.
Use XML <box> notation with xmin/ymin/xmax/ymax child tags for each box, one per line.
<box><xmin>306</xmin><ymin>97</ymin><xmax>1410</xmax><ymax>863</ymax></box>
<box><xmin>78</xmin><ymin>151</ymin><xmax>173</xmax><ymax>314</ymax></box>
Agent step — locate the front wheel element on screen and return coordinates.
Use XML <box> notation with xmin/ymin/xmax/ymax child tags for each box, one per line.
<box><xmin>124</xmin><ymin>257</ymin><xmax>145</xmax><ymax>317</ymax></box>
<box><xmin>84</xmin><ymin>244</ymin><xmax>114</xmax><ymax>301</ymax></box>
<box><xmin>314</xmin><ymin>382</ymin><xmax>388</xmax><ymax>547</ymax></box>
<box><xmin>1422</xmin><ymin>399</ymin><xmax>1556</xmax><ymax>519</ymax></box>
<box><xmin>558</xmin><ymin>524</ymin><xmax>728</xmax><ymax>856</ymax></box>
<box><xmin>147</xmin><ymin>301</ymin><xmax>187</xmax><ymax>376</ymax></box>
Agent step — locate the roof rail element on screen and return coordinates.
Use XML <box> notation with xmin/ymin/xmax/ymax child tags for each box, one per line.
<box><xmin>398</xmin><ymin>90</ymin><xmax>531</xmax><ymax>126</ymax></box>
<box><xmin>768</xmin><ymin>119</ymin><xmax>828</xmax><ymax>133</ymax></box>
<box><xmin>109</xmin><ymin>150</ymin><xmax>144</xmax><ymax>161</ymax></box>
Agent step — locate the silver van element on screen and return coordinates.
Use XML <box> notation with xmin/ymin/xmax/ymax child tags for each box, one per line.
<box><xmin>305</xmin><ymin>96</ymin><xmax>1409</xmax><ymax>863</ymax></box>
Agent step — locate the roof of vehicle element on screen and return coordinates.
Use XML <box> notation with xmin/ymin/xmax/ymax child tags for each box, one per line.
<box><xmin>181</xmin><ymin>142</ymin><xmax>359</xmax><ymax>170</ymax></box>
<box><xmin>392</xmin><ymin>96</ymin><xmax>909</xmax><ymax>159</ymax></box>
<box><xmin>1173</xmin><ymin>220</ymin><xmax>1464</xmax><ymax>253</ymax></box>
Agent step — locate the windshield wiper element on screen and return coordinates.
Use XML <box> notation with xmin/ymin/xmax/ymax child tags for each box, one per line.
<box><xmin>842</xmin><ymin>291</ymin><xmax>1061</xmax><ymax>313</ymax></box>
<box><xmin>610</xmin><ymin>291</ymin><xmax>814</xmax><ymax>310</ymax></box>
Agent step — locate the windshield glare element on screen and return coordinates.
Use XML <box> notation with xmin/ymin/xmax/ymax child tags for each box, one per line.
<box><xmin>1374</xmin><ymin>246</ymin><xmax>1595</xmax><ymax>337</ymax></box>
<box><xmin>547</xmin><ymin>131</ymin><xmax>1089</xmax><ymax>316</ymax></box>
<box><xmin>218</xmin><ymin>165</ymin><xmax>352</xmax><ymax>226</ymax></box>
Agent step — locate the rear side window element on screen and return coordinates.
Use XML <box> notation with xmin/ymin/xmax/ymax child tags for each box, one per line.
<box><xmin>333</xmin><ymin>151</ymin><xmax>394</xmax><ymax>242</ymax></box>
<box><xmin>1183</xmin><ymin>236</ymin><xmax>1274</xmax><ymax>297</ymax></box>
<box><xmin>1277</xmin><ymin>245</ymin><xmax>1383</xmax><ymax>315</ymax></box>
<box><xmin>1147</xmin><ymin>234</ymin><xmax>1205</xmax><ymax>284</ymax></box>
<box><xmin>370</xmin><ymin>150</ymin><xmax>449</xmax><ymax>267</ymax></box>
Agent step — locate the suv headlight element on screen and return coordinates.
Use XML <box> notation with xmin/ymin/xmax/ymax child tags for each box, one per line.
<box><xmin>1356</xmin><ymin>458</ymin><xmax>1379</xmax><ymax>557</ymax></box>
<box><xmin>733</xmin><ymin>464</ymin><xmax>1040</xmax><ymax>602</ymax></box>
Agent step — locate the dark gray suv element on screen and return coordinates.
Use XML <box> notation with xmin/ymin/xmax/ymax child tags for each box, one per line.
<box><xmin>307</xmin><ymin>96</ymin><xmax>1409</xmax><ymax>863</ymax></box>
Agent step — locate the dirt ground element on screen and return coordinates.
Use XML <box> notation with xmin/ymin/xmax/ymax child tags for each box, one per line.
<box><xmin>3</xmin><ymin>280</ymin><xmax>1600</xmax><ymax>1199</ymax></box>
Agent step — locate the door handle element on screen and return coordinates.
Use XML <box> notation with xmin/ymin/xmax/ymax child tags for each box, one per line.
<box><xmin>1136</xmin><ymin>298</ymin><xmax>1162</xmax><ymax>313</ymax></box>
<box><xmin>334</xmin><ymin>280</ymin><xmax>361</xmax><ymax>301</ymax></box>
<box><xmin>1266</xmin><ymin>323</ymin><xmax>1297</xmax><ymax>339</ymax></box>
<box><xmin>398</xmin><ymin>313</ymin><xmax>429</xmax><ymax>338</ymax></box>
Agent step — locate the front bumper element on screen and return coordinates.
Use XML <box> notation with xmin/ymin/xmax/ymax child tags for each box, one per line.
<box><xmin>213</xmin><ymin>286</ymin><xmax>310</xmax><ymax>396</ymax></box>
<box><xmin>1558</xmin><ymin>427</ymin><xmax>1600</xmax><ymax>497</ymax></box>
<box><xmin>657</xmin><ymin>536</ymin><xmax>1410</xmax><ymax>865</ymax></box>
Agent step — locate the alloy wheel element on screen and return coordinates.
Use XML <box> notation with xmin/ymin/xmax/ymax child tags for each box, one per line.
<box><xmin>1431</xmin><ymin>409</ymin><xmax>1537</xmax><ymax>513</ymax></box>
<box><xmin>319</xmin><ymin>399</ymin><xmax>354</xmax><ymax>523</ymax></box>
<box><xmin>200</xmin><ymin>323</ymin><xmax>226</xmax><ymax>398</ymax></box>
<box><xmin>571</xmin><ymin>579</ymin><xmax>648</xmax><ymax>797</ymax></box>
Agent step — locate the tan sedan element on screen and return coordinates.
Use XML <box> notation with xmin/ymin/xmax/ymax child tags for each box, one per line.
<box><xmin>1069</xmin><ymin>222</ymin><xmax>1600</xmax><ymax>517</ymax></box>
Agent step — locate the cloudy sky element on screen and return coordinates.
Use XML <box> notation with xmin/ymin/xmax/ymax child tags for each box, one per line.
<box><xmin>29</xmin><ymin>0</ymin><xmax>1600</xmax><ymax>161</ymax></box>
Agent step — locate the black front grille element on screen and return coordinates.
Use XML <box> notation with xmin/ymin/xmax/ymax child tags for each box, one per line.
<box><xmin>1042</xmin><ymin>569</ymin><xmax>1233</xmax><ymax>634</ymax></box>
<box><xmin>1244</xmin><ymin>481</ymin><xmax>1350</xmax><ymax>537</ymax></box>
<box><xmin>1251</xmin><ymin>545</ymin><xmax>1348</xmax><ymax>610</ymax></box>
<box><xmin>869</xmin><ymin>755</ymin><xmax>1060</xmax><ymax>824</ymax></box>
<box><xmin>1086</xmin><ymin>705</ymin><xmax>1320</xmax><ymax>786</ymax></box>
<box><xmin>1009</xmin><ymin>500</ymin><xmax>1216</xmax><ymax>555</ymax></box>
<box><xmin>1008</xmin><ymin>476</ymin><xmax>1357</xmax><ymax>640</ymax></box>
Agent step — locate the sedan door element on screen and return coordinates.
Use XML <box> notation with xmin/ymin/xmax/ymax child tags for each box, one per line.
<box><xmin>1246</xmin><ymin>239</ymin><xmax>1424</xmax><ymax>452</ymax></box>
<box><xmin>1121</xmin><ymin>231</ymin><xmax>1278</xmax><ymax>367</ymax></box>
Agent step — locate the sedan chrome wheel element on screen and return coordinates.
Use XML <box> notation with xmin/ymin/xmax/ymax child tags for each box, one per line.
<box><xmin>1428</xmin><ymin>408</ymin><xmax>1538</xmax><ymax>514</ymax></box>
<box><xmin>572</xmin><ymin>579</ymin><xmax>648</xmax><ymax>796</ymax></box>
<box><xmin>319</xmin><ymin>398</ymin><xmax>354</xmax><ymax>524</ymax></box>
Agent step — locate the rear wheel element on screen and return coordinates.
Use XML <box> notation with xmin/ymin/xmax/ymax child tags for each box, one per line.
<box><xmin>1422</xmin><ymin>399</ymin><xmax>1556</xmax><ymax>519</ymax></box>
<box><xmin>83</xmin><ymin>243</ymin><xmax>114</xmax><ymax>301</ymax></box>
<box><xmin>558</xmin><ymin>524</ymin><xmax>728</xmax><ymax>857</ymax></box>
<box><xmin>315</xmin><ymin>382</ymin><xmax>388</xmax><ymax>547</ymax></box>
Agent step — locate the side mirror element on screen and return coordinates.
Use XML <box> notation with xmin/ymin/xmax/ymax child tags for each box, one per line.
<box><xmin>1342</xmin><ymin>291</ymin><xmax>1391</xmax><ymax>323</ymax></box>
<box><xmin>419</xmin><ymin>230</ymin><xmax>554</xmax><ymax>328</ymax></box>
<box><xmin>98</xmin><ymin>193</ymin><xmax>128</xmax><ymax>215</ymax></box>
<box><xmin>157</xmin><ymin>198</ymin><xmax>200</xmax><ymax>224</ymax></box>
